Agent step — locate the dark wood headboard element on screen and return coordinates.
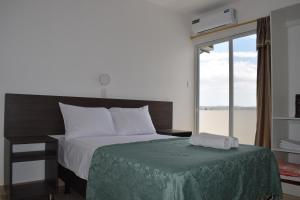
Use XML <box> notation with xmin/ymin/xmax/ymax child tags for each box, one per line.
<box><xmin>4</xmin><ymin>93</ymin><xmax>173</xmax><ymax>138</ymax></box>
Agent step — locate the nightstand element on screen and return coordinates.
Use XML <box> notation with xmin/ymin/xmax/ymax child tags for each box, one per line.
<box><xmin>157</xmin><ymin>129</ymin><xmax>192</xmax><ymax>137</ymax></box>
<box><xmin>4</xmin><ymin>136</ymin><xmax>58</xmax><ymax>200</ymax></box>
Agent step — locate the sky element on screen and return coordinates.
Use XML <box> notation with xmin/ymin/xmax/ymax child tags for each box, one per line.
<box><xmin>199</xmin><ymin>34</ymin><xmax>257</xmax><ymax>107</ymax></box>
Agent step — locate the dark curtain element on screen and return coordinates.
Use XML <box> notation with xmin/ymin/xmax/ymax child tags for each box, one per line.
<box><xmin>255</xmin><ymin>16</ymin><xmax>271</xmax><ymax>148</ymax></box>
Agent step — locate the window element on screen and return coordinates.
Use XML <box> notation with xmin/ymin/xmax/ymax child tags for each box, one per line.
<box><xmin>196</xmin><ymin>32</ymin><xmax>257</xmax><ymax>145</ymax></box>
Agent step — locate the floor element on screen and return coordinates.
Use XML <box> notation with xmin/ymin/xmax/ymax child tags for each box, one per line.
<box><xmin>0</xmin><ymin>190</ymin><xmax>300</xmax><ymax>200</ymax></box>
<box><xmin>285</xmin><ymin>194</ymin><xmax>300</xmax><ymax>200</ymax></box>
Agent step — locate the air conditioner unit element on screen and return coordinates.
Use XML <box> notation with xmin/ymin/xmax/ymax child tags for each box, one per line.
<box><xmin>192</xmin><ymin>8</ymin><xmax>237</xmax><ymax>34</ymax></box>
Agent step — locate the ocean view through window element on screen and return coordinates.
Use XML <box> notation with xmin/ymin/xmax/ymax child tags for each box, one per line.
<box><xmin>197</xmin><ymin>33</ymin><xmax>257</xmax><ymax>145</ymax></box>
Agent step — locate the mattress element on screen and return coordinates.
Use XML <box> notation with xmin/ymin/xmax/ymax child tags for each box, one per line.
<box><xmin>51</xmin><ymin>134</ymin><xmax>174</xmax><ymax>180</ymax></box>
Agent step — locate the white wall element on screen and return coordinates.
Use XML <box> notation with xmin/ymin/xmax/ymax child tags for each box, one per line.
<box><xmin>0</xmin><ymin>0</ymin><xmax>194</xmax><ymax>185</ymax></box>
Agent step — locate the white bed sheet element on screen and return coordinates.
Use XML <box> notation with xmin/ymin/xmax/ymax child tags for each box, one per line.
<box><xmin>50</xmin><ymin>135</ymin><xmax>67</xmax><ymax>167</ymax></box>
<box><xmin>51</xmin><ymin>134</ymin><xmax>174</xmax><ymax>180</ymax></box>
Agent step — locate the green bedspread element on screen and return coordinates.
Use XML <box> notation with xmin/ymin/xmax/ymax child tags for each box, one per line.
<box><xmin>86</xmin><ymin>138</ymin><xmax>282</xmax><ymax>200</ymax></box>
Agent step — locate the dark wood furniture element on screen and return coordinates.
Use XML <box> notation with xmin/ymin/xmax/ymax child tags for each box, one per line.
<box><xmin>157</xmin><ymin>129</ymin><xmax>192</xmax><ymax>137</ymax></box>
<box><xmin>58</xmin><ymin>164</ymin><xmax>87</xmax><ymax>196</ymax></box>
<box><xmin>4</xmin><ymin>93</ymin><xmax>172</xmax><ymax>138</ymax></box>
<box><xmin>4</xmin><ymin>93</ymin><xmax>173</xmax><ymax>197</ymax></box>
<box><xmin>4</xmin><ymin>136</ymin><xmax>58</xmax><ymax>200</ymax></box>
<box><xmin>281</xmin><ymin>178</ymin><xmax>300</xmax><ymax>186</ymax></box>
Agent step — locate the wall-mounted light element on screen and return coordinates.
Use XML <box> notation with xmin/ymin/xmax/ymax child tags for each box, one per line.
<box><xmin>99</xmin><ymin>73</ymin><xmax>111</xmax><ymax>98</ymax></box>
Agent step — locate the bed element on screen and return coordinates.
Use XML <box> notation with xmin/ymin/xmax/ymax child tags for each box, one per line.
<box><xmin>4</xmin><ymin>93</ymin><xmax>282</xmax><ymax>200</ymax></box>
<box><xmin>4</xmin><ymin>93</ymin><xmax>173</xmax><ymax>197</ymax></box>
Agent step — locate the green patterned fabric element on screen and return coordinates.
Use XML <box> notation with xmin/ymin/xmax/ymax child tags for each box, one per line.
<box><xmin>86</xmin><ymin>138</ymin><xmax>282</xmax><ymax>200</ymax></box>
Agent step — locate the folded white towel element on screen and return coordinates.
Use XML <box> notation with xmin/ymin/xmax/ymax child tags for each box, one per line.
<box><xmin>280</xmin><ymin>140</ymin><xmax>300</xmax><ymax>151</ymax></box>
<box><xmin>189</xmin><ymin>132</ymin><xmax>239</xmax><ymax>150</ymax></box>
<box><xmin>230</xmin><ymin>136</ymin><xmax>239</xmax><ymax>148</ymax></box>
<box><xmin>198</xmin><ymin>132</ymin><xmax>239</xmax><ymax>148</ymax></box>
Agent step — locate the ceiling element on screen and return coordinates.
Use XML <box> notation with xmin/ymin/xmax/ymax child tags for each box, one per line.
<box><xmin>145</xmin><ymin>0</ymin><xmax>239</xmax><ymax>14</ymax></box>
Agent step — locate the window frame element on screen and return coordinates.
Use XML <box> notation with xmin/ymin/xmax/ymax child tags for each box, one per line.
<box><xmin>194</xmin><ymin>30</ymin><xmax>257</xmax><ymax>135</ymax></box>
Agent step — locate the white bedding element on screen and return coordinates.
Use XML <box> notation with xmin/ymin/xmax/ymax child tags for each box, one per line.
<box><xmin>51</xmin><ymin>134</ymin><xmax>174</xmax><ymax>180</ymax></box>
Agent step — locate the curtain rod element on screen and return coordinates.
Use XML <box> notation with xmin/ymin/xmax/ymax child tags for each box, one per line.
<box><xmin>191</xmin><ymin>18</ymin><xmax>257</xmax><ymax>40</ymax></box>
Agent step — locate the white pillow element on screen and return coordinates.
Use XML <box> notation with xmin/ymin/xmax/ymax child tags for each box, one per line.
<box><xmin>109</xmin><ymin>106</ymin><xmax>156</xmax><ymax>135</ymax></box>
<box><xmin>59</xmin><ymin>103</ymin><xmax>116</xmax><ymax>140</ymax></box>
